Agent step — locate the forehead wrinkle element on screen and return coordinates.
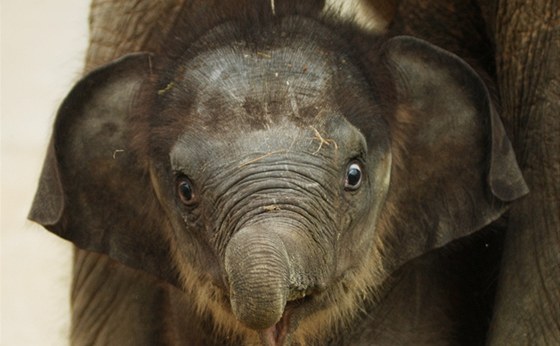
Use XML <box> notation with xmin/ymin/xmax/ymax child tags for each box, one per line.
<box><xmin>178</xmin><ymin>43</ymin><xmax>339</xmax><ymax>126</ymax></box>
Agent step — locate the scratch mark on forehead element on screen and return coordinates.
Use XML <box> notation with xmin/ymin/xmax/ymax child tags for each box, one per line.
<box><xmin>237</xmin><ymin>150</ymin><xmax>288</xmax><ymax>168</ymax></box>
<box><xmin>288</xmin><ymin>84</ymin><xmax>300</xmax><ymax>118</ymax></box>
<box><xmin>177</xmin><ymin>44</ymin><xmax>340</xmax><ymax>129</ymax></box>
<box><xmin>310</xmin><ymin>126</ymin><xmax>338</xmax><ymax>154</ymax></box>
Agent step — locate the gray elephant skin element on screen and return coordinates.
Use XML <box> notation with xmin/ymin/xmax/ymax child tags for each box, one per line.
<box><xmin>30</xmin><ymin>0</ymin><xmax>559</xmax><ymax>345</ymax></box>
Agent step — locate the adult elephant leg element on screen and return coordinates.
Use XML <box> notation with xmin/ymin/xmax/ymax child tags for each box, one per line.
<box><xmin>488</xmin><ymin>1</ymin><xmax>560</xmax><ymax>344</ymax></box>
<box><xmin>71</xmin><ymin>250</ymin><xmax>171</xmax><ymax>345</ymax></box>
<box><xmin>71</xmin><ymin>250</ymin><xmax>214</xmax><ymax>345</ymax></box>
<box><xmin>86</xmin><ymin>0</ymin><xmax>187</xmax><ymax>70</ymax></box>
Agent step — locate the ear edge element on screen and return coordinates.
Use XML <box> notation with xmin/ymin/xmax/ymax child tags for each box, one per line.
<box><xmin>377</xmin><ymin>36</ymin><xmax>528</xmax><ymax>268</ymax></box>
<box><xmin>28</xmin><ymin>142</ymin><xmax>64</xmax><ymax>227</ymax></box>
<box><xmin>488</xmin><ymin>106</ymin><xmax>529</xmax><ymax>201</ymax></box>
<box><xmin>28</xmin><ymin>52</ymin><xmax>154</xmax><ymax>230</ymax></box>
<box><xmin>27</xmin><ymin>52</ymin><xmax>183</xmax><ymax>286</ymax></box>
<box><xmin>382</xmin><ymin>35</ymin><xmax>528</xmax><ymax>203</ymax></box>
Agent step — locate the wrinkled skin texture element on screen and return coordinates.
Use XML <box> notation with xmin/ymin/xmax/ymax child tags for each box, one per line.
<box><xmin>485</xmin><ymin>1</ymin><xmax>560</xmax><ymax>344</ymax></box>
<box><xmin>29</xmin><ymin>0</ymin><xmax>558</xmax><ymax>345</ymax></box>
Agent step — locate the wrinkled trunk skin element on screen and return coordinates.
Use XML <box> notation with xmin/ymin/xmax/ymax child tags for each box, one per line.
<box><xmin>225</xmin><ymin>223</ymin><xmax>328</xmax><ymax>333</ymax></box>
<box><xmin>225</xmin><ymin>227</ymin><xmax>292</xmax><ymax>330</ymax></box>
<box><xmin>486</xmin><ymin>0</ymin><xmax>560</xmax><ymax>344</ymax></box>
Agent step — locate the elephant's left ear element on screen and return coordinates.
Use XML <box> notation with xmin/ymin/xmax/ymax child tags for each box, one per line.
<box><xmin>377</xmin><ymin>36</ymin><xmax>528</xmax><ymax>266</ymax></box>
<box><xmin>28</xmin><ymin>53</ymin><xmax>181</xmax><ymax>286</ymax></box>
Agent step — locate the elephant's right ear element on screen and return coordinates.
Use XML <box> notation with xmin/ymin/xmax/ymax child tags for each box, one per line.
<box><xmin>375</xmin><ymin>36</ymin><xmax>528</xmax><ymax>270</ymax></box>
<box><xmin>29</xmin><ymin>53</ymin><xmax>180</xmax><ymax>285</ymax></box>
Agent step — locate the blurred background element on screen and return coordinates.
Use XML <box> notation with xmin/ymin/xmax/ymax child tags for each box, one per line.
<box><xmin>1</xmin><ymin>1</ymin><xmax>90</xmax><ymax>344</ymax></box>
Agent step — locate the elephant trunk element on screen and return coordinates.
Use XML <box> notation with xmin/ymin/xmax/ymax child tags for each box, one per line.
<box><xmin>224</xmin><ymin>224</ymin><xmax>299</xmax><ymax>330</ymax></box>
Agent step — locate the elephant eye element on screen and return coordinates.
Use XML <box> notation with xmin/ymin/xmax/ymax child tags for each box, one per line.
<box><xmin>177</xmin><ymin>176</ymin><xmax>197</xmax><ymax>205</ymax></box>
<box><xmin>344</xmin><ymin>161</ymin><xmax>363</xmax><ymax>190</ymax></box>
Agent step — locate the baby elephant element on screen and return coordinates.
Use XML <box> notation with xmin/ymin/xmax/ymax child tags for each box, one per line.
<box><xmin>30</xmin><ymin>1</ymin><xmax>527</xmax><ymax>345</ymax></box>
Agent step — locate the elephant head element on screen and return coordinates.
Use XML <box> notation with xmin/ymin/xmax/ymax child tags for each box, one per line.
<box><xmin>30</xmin><ymin>12</ymin><xmax>527</xmax><ymax>344</ymax></box>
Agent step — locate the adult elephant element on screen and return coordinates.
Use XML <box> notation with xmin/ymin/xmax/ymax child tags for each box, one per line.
<box><xmin>479</xmin><ymin>1</ymin><xmax>560</xmax><ymax>344</ymax></box>
<box><xmin>34</xmin><ymin>0</ymin><xmax>558</xmax><ymax>344</ymax></box>
<box><xmin>388</xmin><ymin>0</ymin><xmax>560</xmax><ymax>343</ymax></box>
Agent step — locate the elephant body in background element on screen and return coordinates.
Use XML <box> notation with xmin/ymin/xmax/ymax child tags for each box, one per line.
<box><xmin>30</xmin><ymin>0</ymin><xmax>559</xmax><ymax>345</ymax></box>
<box><xmin>393</xmin><ymin>2</ymin><xmax>560</xmax><ymax>341</ymax></box>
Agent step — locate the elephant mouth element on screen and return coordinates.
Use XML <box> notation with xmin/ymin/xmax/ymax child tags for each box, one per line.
<box><xmin>258</xmin><ymin>297</ymin><xmax>308</xmax><ymax>346</ymax></box>
<box><xmin>259</xmin><ymin>311</ymin><xmax>290</xmax><ymax>346</ymax></box>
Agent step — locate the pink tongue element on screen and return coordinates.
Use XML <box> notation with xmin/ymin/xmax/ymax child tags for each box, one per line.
<box><xmin>259</xmin><ymin>326</ymin><xmax>279</xmax><ymax>346</ymax></box>
<box><xmin>258</xmin><ymin>313</ymin><xmax>290</xmax><ymax>346</ymax></box>
<box><xmin>259</xmin><ymin>321</ymin><xmax>285</xmax><ymax>346</ymax></box>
